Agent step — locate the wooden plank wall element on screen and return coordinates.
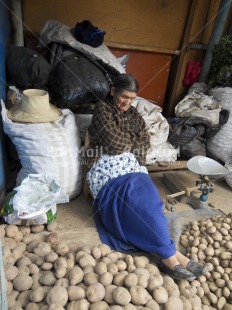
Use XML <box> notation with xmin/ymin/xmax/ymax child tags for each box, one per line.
<box><xmin>22</xmin><ymin>0</ymin><xmax>219</xmax><ymax>112</ymax></box>
<box><xmin>23</xmin><ymin>0</ymin><xmax>190</xmax><ymax>54</ymax></box>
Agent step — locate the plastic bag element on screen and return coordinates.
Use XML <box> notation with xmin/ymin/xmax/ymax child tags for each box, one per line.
<box><xmin>6</xmin><ymin>45</ymin><xmax>52</xmax><ymax>88</ymax></box>
<box><xmin>2</xmin><ymin>174</ymin><xmax>69</xmax><ymax>225</ymax></box>
<box><xmin>49</xmin><ymin>50</ymin><xmax>110</xmax><ymax>110</ymax></box>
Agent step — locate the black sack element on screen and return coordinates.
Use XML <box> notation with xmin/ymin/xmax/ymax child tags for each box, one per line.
<box><xmin>49</xmin><ymin>52</ymin><xmax>110</xmax><ymax>111</ymax></box>
<box><xmin>6</xmin><ymin>45</ymin><xmax>52</xmax><ymax>88</ymax></box>
<box><xmin>74</xmin><ymin>20</ymin><xmax>106</xmax><ymax>48</ymax></box>
<box><xmin>168</xmin><ymin>110</ymin><xmax>229</xmax><ymax>146</ymax></box>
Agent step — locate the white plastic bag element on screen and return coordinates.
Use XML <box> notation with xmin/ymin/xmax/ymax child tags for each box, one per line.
<box><xmin>4</xmin><ymin>174</ymin><xmax>69</xmax><ymax>225</ymax></box>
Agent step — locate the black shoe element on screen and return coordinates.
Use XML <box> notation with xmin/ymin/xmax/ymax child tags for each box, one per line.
<box><xmin>159</xmin><ymin>261</ymin><xmax>196</xmax><ymax>281</ymax></box>
<box><xmin>186</xmin><ymin>260</ymin><xmax>208</xmax><ymax>277</ymax></box>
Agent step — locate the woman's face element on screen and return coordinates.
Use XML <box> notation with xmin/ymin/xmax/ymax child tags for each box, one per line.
<box><xmin>111</xmin><ymin>88</ymin><xmax>137</xmax><ymax>112</ymax></box>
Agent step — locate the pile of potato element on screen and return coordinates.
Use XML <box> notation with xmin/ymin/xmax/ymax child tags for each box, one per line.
<box><xmin>0</xmin><ymin>213</ymin><xmax>231</xmax><ymax>310</ymax></box>
<box><xmin>180</xmin><ymin>212</ymin><xmax>232</xmax><ymax>310</ymax></box>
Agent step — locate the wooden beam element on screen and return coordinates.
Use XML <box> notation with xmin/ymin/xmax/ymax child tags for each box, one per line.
<box><xmin>105</xmin><ymin>42</ymin><xmax>179</xmax><ymax>55</ymax></box>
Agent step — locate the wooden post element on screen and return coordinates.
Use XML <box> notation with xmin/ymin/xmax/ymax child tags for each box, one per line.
<box><xmin>10</xmin><ymin>0</ymin><xmax>24</xmax><ymax>46</ymax></box>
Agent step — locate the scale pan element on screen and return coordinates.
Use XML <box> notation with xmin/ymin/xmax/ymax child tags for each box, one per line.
<box><xmin>187</xmin><ymin>156</ymin><xmax>229</xmax><ymax>176</ymax></box>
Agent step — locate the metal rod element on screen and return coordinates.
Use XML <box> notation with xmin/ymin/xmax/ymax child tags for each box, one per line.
<box><xmin>198</xmin><ymin>0</ymin><xmax>232</xmax><ymax>82</ymax></box>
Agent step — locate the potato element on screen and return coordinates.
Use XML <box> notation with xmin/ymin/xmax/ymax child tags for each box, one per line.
<box><xmin>124</xmin><ymin>303</ymin><xmax>137</xmax><ymax>310</ymax></box>
<box><xmin>55</xmin><ymin>278</ymin><xmax>69</xmax><ymax>289</ymax></box>
<box><xmin>145</xmin><ymin>264</ymin><xmax>160</xmax><ymax>275</ymax></box>
<box><xmin>55</xmin><ymin>267</ymin><xmax>67</xmax><ymax>279</ymax></box>
<box><xmin>104</xmin><ymin>285</ymin><xmax>117</xmax><ymax>304</ymax></box>
<box><xmin>29</xmin><ymin>287</ymin><xmax>46</xmax><ymax>303</ymax></box>
<box><xmin>164</xmin><ymin>296</ymin><xmax>183</xmax><ymax>310</ymax></box>
<box><xmin>107</xmin><ymin>263</ymin><xmax>118</xmax><ymax>275</ymax></box>
<box><xmin>27</xmin><ymin>240</ymin><xmax>40</xmax><ymax>253</ymax></box>
<box><xmin>31</xmin><ymin>274</ymin><xmax>41</xmax><ymax>290</ymax></box>
<box><xmin>54</xmin><ymin>257</ymin><xmax>68</xmax><ymax>270</ymax></box>
<box><xmin>67</xmin><ymin>299</ymin><xmax>90</xmax><ymax>310</ymax></box>
<box><xmin>90</xmin><ymin>300</ymin><xmax>109</xmax><ymax>310</ymax></box>
<box><xmin>4</xmin><ymin>263</ymin><xmax>18</xmax><ymax>281</ymax></box>
<box><xmin>46</xmin><ymin>220</ymin><xmax>58</xmax><ymax>232</ymax></box>
<box><xmin>14</xmin><ymin>231</ymin><xmax>24</xmax><ymax>242</ymax></box>
<box><xmin>91</xmin><ymin>247</ymin><xmax>102</xmax><ymax>259</ymax></box>
<box><xmin>179</xmin><ymin>296</ymin><xmax>192</xmax><ymax>310</ymax></box>
<box><xmin>130</xmin><ymin>285</ymin><xmax>152</xmax><ymax>305</ymax></box>
<box><xmin>83</xmin><ymin>265</ymin><xmax>94</xmax><ymax>275</ymax></box>
<box><xmin>41</xmin><ymin>262</ymin><xmax>53</xmax><ymax>271</ymax></box>
<box><xmin>0</xmin><ymin>223</ymin><xmax>6</xmax><ymax>237</ymax></box>
<box><xmin>112</xmin><ymin>286</ymin><xmax>131</xmax><ymax>305</ymax></box>
<box><xmin>115</xmin><ymin>260</ymin><xmax>127</xmax><ymax>271</ymax></box>
<box><xmin>5</xmin><ymin>225</ymin><xmax>19</xmax><ymax>238</ymax></box>
<box><xmin>45</xmin><ymin>251</ymin><xmax>58</xmax><ymax>263</ymax></box>
<box><xmin>54</xmin><ymin>242</ymin><xmax>69</xmax><ymax>256</ymax></box>
<box><xmin>17</xmin><ymin>265</ymin><xmax>30</xmax><ymax>276</ymax></box>
<box><xmin>99</xmin><ymin>272</ymin><xmax>113</xmax><ymax>286</ymax></box>
<box><xmin>134</xmin><ymin>256</ymin><xmax>149</xmax><ymax>268</ymax></box>
<box><xmin>7</xmin><ymin>281</ymin><xmax>13</xmax><ymax>295</ymax></box>
<box><xmin>4</xmin><ymin>237</ymin><xmax>17</xmax><ymax>249</ymax></box>
<box><xmin>95</xmin><ymin>261</ymin><xmax>108</xmax><ymax>275</ymax></box>
<box><xmin>30</xmin><ymin>225</ymin><xmax>44</xmax><ymax>233</ymax></box>
<box><xmin>68</xmin><ymin>266</ymin><xmax>84</xmax><ymax>285</ymax></box>
<box><xmin>13</xmin><ymin>275</ymin><xmax>33</xmax><ymax>292</ymax></box>
<box><xmin>39</xmin><ymin>271</ymin><xmax>57</xmax><ymax>286</ymax></box>
<box><xmin>152</xmin><ymin>286</ymin><xmax>168</xmax><ymax>304</ymax></box>
<box><xmin>106</xmin><ymin>252</ymin><xmax>118</xmax><ymax>263</ymax></box>
<box><xmin>48</xmin><ymin>304</ymin><xmax>65</xmax><ymax>310</ymax></box>
<box><xmin>33</xmin><ymin>242</ymin><xmax>51</xmax><ymax>257</ymax></box>
<box><xmin>113</xmin><ymin>271</ymin><xmax>128</xmax><ymax>286</ymax></box>
<box><xmin>67</xmin><ymin>286</ymin><xmax>86</xmax><ymax>301</ymax></box>
<box><xmin>86</xmin><ymin>283</ymin><xmax>105</xmax><ymax>302</ymax></box>
<box><xmin>124</xmin><ymin>273</ymin><xmax>138</xmax><ymax>288</ymax></box>
<box><xmin>147</xmin><ymin>274</ymin><xmax>163</xmax><ymax>291</ymax></box>
<box><xmin>17</xmin><ymin>256</ymin><xmax>31</xmax><ymax>267</ymax></box>
<box><xmin>84</xmin><ymin>272</ymin><xmax>99</xmax><ymax>285</ymax></box>
<box><xmin>46</xmin><ymin>232</ymin><xmax>58</xmax><ymax>245</ymax></box>
<box><xmin>133</xmin><ymin>268</ymin><xmax>150</xmax><ymax>278</ymax></box>
<box><xmin>79</xmin><ymin>254</ymin><xmax>96</xmax><ymax>268</ymax></box>
<box><xmin>18</xmin><ymin>226</ymin><xmax>30</xmax><ymax>236</ymax></box>
<box><xmin>27</xmin><ymin>264</ymin><xmax>39</xmax><ymax>275</ymax></box>
<box><xmin>46</xmin><ymin>286</ymin><xmax>68</xmax><ymax>306</ymax></box>
<box><xmin>137</xmin><ymin>274</ymin><xmax>148</xmax><ymax>288</ymax></box>
<box><xmin>98</xmin><ymin>244</ymin><xmax>112</xmax><ymax>256</ymax></box>
<box><xmin>67</xmin><ymin>258</ymin><xmax>75</xmax><ymax>270</ymax></box>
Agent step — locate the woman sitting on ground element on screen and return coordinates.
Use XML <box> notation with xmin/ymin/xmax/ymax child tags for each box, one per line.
<box><xmin>87</xmin><ymin>73</ymin><xmax>207</xmax><ymax>281</ymax></box>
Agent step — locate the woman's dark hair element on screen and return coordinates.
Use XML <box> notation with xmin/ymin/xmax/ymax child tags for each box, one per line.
<box><xmin>112</xmin><ymin>73</ymin><xmax>139</xmax><ymax>94</ymax></box>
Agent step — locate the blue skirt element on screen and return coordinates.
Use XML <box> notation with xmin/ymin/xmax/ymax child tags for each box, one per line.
<box><xmin>93</xmin><ymin>172</ymin><xmax>176</xmax><ymax>259</ymax></box>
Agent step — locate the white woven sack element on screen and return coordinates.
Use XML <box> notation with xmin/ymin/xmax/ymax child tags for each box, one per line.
<box><xmin>1</xmin><ymin>101</ymin><xmax>83</xmax><ymax>198</ymax></box>
<box><xmin>206</xmin><ymin>87</ymin><xmax>232</xmax><ymax>163</ymax></box>
<box><xmin>175</xmin><ymin>92</ymin><xmax>221</xmax><ymax>125</ymax></box>
<box><xmin>132</xmin><ymin>97</ymin><xmax>169</xmax><ymax>146</ymax></box>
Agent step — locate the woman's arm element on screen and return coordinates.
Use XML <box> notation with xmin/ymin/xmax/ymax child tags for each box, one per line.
<box><xmin>89</xmin><ymin>102</ymin><xmax>133</xmax><ymax>154</ymax></box>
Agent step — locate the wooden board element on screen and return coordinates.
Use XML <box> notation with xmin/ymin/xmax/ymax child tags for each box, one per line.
<box><xmin>23</xmin><ymin>0</ymin><xmax>191</xmax><ymax>54</ymax></box>
<box><xmin>110</xmin><ymin>48</ymin><xmax>172</xmax><ymax>106</ymax></box>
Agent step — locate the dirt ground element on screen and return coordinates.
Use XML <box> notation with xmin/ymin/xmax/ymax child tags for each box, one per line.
<box><xmin>54</xmin><ymin>169</ymin><xmax>232</xmax><ymax>251</ymax></box>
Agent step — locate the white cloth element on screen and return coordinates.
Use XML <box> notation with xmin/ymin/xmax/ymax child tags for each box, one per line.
<box><xmin>87</xmin><ymin>152</ymin><xmax>148</xmax><ymax>198</ymax></box>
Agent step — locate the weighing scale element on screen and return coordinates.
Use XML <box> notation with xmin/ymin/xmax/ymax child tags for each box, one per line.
<box><xmin>164</xmin><ymin>156</ymin><xmax>230</xmax><ymax>210</ymax></box>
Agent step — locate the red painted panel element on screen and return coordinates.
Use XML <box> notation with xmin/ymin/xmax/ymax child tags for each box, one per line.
<box><xmin>110</xmin><ymin>48</ymin><xmax>172</xmax><ymax>108</ymax></box>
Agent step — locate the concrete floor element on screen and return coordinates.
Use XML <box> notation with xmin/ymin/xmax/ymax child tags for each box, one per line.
<box><xmin>54</xmin><ymin>169</ymin><xmax>232</xmax><ymax>250</ymax></box>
